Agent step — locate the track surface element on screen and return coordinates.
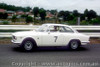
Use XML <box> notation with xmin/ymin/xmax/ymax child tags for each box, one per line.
<box><xmin>0</xmin><ymin>44</ymin><xmax>100</xmax><ymax>67</ymax></box>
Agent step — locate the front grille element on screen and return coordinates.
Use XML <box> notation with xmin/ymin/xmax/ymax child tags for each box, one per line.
<box><xmin>12</xmin><ymin>36</ymin><xmax>16</xmax><ymax>40</ymax></box>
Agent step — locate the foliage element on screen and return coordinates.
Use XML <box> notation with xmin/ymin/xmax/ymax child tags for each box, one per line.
<box><xmin>12</xmin><ymin>15</ymin><xmax>17</xmax><ymax>22</ymax></box>
<box><xmin>80</xmin><ymin>20</ymin><xmax>89</xmax><ymax>25</ymax></box>
<box><xmin>32</xmin><ymin>7</ymin><xmax>39</xmax><ymax>17</ymax></box>
<box><xmin>67</xmin><ymin>20</ymin><xmax>77</xmax><ymax>25</ymax></box>
<box><xmin>0</xmin><ymin>12</ymin><xmax>8</xmax><ymax>19</ymax></box>
<box><xmin>84</xmin><ymin>9</ymin><xmax>89</xmax><ymax>17</ymax></box>
<box><xmin>49</xmin><ymin>10</ymin><xmax>57</xmax><ymax>15</ymax></box>
<box><xmin>39</xmin><ymin>8</ymin><xmax>46</xmax><ymax>21</ymax></box>
<box><xmin>26</xmin><ymin>16</ymin><xmax>33</xmax><ymax>23</ymax></box>
<box><xmin>21</xmin><ymin>15</ymin><xmax>27</xmax><ymax>18</ymax></box>
<box><xmin>0</xmin><ymin>2</ymin><xmax>99</xmax><ymax>25</ymax></box>
<box><xmin>67</xmin><ymin>14</ymin><xmax>75</xmax><ymax>21</ymax></box>
<box><xmin>2</xmin><ymin>21</ymin><xmax>9</xmax><ymax>25</ymax></box>
<box><xmin>0</xmin><ymin>3</ymin><xmax>31</xmax><ymax>12</ymax></box>
<box><xmin>3</xmin><ymin>13</ymin><xmax>8</xmax><ymax>19</ymax></box>
<box><xmin>84</xmin><ymin>9</ymin><xmax>97</xmax><ymax>20</ymax></box>
<box><xmin>88</xmin><ymin>10</ymin><xmax>97</xmax><ymax>20</ymax></box>
<box><xmin>89</xmin><ymin>18</ymin><xmax>100</xmax><ymax>25</ymax></box>
<box><xmin>73</xmin><ymin>10</ymin><xmax>80</xmax><ymax>17</ymax></box>
<box><xmin>58</xmin><ymin>11</ymin><xmax>70</xmax><ymax>21</ymax></box>
<box><xmin>0</xmin><ymin>12</ymin><xmax>3</xmax><ymax>19</ymax></box>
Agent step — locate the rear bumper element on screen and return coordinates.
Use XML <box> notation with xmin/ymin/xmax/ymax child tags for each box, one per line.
<box><xmin>81</xmin><ymin>41</ymin><xmax>90</xmax><ymax>45</ymax></box>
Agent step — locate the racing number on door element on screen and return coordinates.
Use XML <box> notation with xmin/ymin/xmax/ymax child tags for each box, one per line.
<box><xmin>54</xmin><ymin>36</ymin><xmax>58</xmax><ymax>42</ymax></box>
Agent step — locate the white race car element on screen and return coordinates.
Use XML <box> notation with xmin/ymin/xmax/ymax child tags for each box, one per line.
<box><xmin>12</xmin><ymin>24</ymin><xmax>90</xmax><ymax>51</ymax></box>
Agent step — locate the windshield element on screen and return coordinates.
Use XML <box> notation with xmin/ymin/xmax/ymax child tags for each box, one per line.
<box><xmin>36</xmin><ymin>24</ymin><xmax>48</xmax><ymax>32</ymax></box>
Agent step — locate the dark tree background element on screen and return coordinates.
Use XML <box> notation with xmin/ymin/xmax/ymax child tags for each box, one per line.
<box><xmin>0</xmin><ymin>3</ymin><xmax>99</xmax><ymax>24</ymax></box>
<box><xmin>39</xmin><ymin>8</ymin><xmax>46</xmax><ymax>21</ymax></box>
<box><xmin>32</xmin><ymin>7</ymin><xmax>39</xmax><ymax>20</ymax></box>
<box><xmin>0</xmin><ymin>13</ymin><xmax>8</xmax><ymax>19</ymax></box>
<box><xmin>0</xmin><ymin>3</ymin><xmax>31</xmax><ymax>12</ymax></box>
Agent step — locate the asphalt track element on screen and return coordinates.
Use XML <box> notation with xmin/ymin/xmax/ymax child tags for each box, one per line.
<box><xmin>0</xmin><ymin>44</ymin><xmax>100</xmax><ymax>67</ymax></box>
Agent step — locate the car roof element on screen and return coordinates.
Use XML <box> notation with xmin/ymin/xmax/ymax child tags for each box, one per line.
<box><xmin>43</xmin><ymin>23</ymin><xmax>69</xmax><ymax>27</ymax></box>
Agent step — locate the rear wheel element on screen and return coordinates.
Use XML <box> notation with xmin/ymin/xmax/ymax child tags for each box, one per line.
<box><xmin>69</xmin><ymin>40</ymin><xmax>80</xmax><ymax>50</ymax></box>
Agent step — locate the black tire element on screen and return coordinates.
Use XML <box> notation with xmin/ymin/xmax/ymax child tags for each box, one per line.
<box><xmin>69</xmin><ymin>40</ymin><xmax>80</xmax><ymax>50</ymax></box>
<box><xmin>21</xmin><ymin>39</ymin><xmax>36</xmax><ymax>51</ymax></box>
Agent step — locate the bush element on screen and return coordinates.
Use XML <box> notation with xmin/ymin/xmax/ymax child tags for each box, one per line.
<box><xmin>0</xmin><ymin>12</ymin><xmax>8</xmax><ymax>19</ymax></box>
<box><xmin>61</xmin><ymin>22</ymin><xmax>68</xmax><ymax>25</ymax></box>
<box><xmin>80</xmin><ymin>20</ymin><xmax>89</xmax><ymax>25</ymax></box>
<box><xmin>12</xmin><ymin>15</ymin><xmax>17</xmax><ymax>22</ymax></box>
<box><xmin>90</xmin><ymin>18</ymin><xmax>100</xmax><ymax>25</ymax></box>
<box><xmin>21</xmin><ymin>15</ymin><xmax>27</xmax><ymax>18</ymax></box>
<box><xmin>67</xmin><ymin>20</ymin><xmax>77</xmax><ymax>25</ymax></box>
<box><xmin>2</xmin><ymin>21</ymin><xmax>9</xmax><ymax>25</ymax></box>
<box><xmin>26</xmin><ymin>16</ymin><xmax>33</xmax><ymax>23</ymax></box>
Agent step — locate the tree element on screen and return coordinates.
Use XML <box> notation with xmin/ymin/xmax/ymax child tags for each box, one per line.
<box><xmin>0</xmin><ymin>12</ymin><xmax>3</xmax><ymax>19</ymax></box>
<box><xmin>50</xmin><ymin>10</ymin><xmax>57</xmax><ymax>15</ymax></box>
<box><xmin>73</xmin><ymin>10</ymin><xmax>80</xmax><ymax>17</ymax></box>
<box><xmin>80</xmin><ymin>14</ymin><xmax>85</xmax><ymax>21</ymax></box>
<box><xmin>0</xmin><ymin>3</ymin><xmax>31</xmax><ymax>12</ymax></box>
<box><xmin>63</xmin><ymin>11</ymin><xmax>70</xmax><ymax>21</ymax></box>
<box><xmin>0</xmin><ymin>12</ymin><xmax>8</xmax><ymax>19</ymax></box>
<box><xmin>32</xmin><ymin>7</ymin><xmax>39</xmax><ymax>20</ymax></box>
<box><xmin>3</xmin><ymin>13</ymin><xmax>8</xmax><ymax>19</ymax></box>
<box><xmin>21</xmin><ymin>15</ymin><xmax>27</xmax><ymax>18</ymax></box>
<box><xmin>39</xmin><ymin>8</ymin><xmax>46</xmax><ymax>21</ymax></box>
<box><xmin>25</xmin><ymin>7</ymin><xmax>31</xmax><ymax>12</ymax></box>
<box><xmin>58</xmin><ymin>11</ymin><xmax>70</xmax><ymax>21</ymax></box>
<box><xmin>88</xmin><ymin>10</ymin><xmax>97</xmax><ymax>20</ymax></box>
<box><xmin>58</xmin><ymin>11</ymin><xmax>64</xmax><ymax>17</ymax></box>
<box><xmin>84</xmin><ymin>9</ymin><xmax>89</xmax><ymax>17</ymax></box>
<box><xmin>58</xmin><ymin>11</ymin><xmax>65</xmax><ymax>21</ymax></box>
<box><xmin>67</xmin><ymin>14</ymin><xmax>75</xmax><ymax>21</ymax></box>
<box><xmin>84</xmin><ymin>9</ymin><xmax>97</xmax><ymax>20</ymax></box>
<box><xmin>12</xmin><ymin>15</ymin><xmax>17</xmax><ymax>22</ymax></box>
<box><xmin>26</xmin><ymin>16</ymin><xmax>33</xmax><ymax>23</ymax></box>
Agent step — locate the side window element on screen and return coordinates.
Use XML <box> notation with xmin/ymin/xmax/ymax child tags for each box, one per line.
<box><xmin>48</xmin><ymin>26</ymin><xmax>73</xmax><ymax>33</ymax></box>
<box><xmin>49</xmin><ymin>26</ymin><xmax>59</xmax><ymax>32</ymax></box>
<box><xmin>59</xmin><ymin>26</ymin><xmax>74</xmax><ymax>33</ymax></box>
<box><xmin>65</xmin><ymin>27</ymin><xmax>74</xmax><ymax>33</ymax></box>
<box><xmin>59</xmin><ymin>27</ymin><xmax>65</xmax><ymax>32</ymax></box>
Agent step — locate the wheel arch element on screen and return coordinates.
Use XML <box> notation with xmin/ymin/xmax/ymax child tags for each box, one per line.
<box><xmin>68</xmin><ymin>39</ymin><xmax>81</xmax><ymax>46</ymax></box>
<box><xmin>21</xmin><ymin>37</ymin><xmax>37</xmax><ymax>47</ymax></box>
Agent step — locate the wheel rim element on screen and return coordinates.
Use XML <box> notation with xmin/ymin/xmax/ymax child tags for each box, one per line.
<box><xmin>24</xmin><ymin>41</ymin><xmax>33</xmax><ymax>50</ymax></box>
<box><xmin>71</xmin><ymin>41</ymin><xmax>78</xmax><ymax>49</ymax></box>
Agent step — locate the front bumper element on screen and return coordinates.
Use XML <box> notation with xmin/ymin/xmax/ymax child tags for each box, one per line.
<box><xmin>11</xmin><ymin>40</ymin><xmax>21</xmax><ymax>46</ymax></box>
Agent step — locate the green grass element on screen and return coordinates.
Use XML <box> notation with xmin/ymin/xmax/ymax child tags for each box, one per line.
<box><xmin>0</xmin><ymin>37</ymin><xmax>11</xmax><ymax>39</ymax></box>
<box><xmin>0</xmin><ymin>30</ymin><xmax>29</xmax><ymax>32</ymax></box>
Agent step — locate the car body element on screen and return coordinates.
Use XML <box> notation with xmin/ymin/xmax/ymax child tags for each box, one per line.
<box><xmin>11</xmin><ymin>24</ymin><xmax>90</xmax><ymax>51</ymax></box>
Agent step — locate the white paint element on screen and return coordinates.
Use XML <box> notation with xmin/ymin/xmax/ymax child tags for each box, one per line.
<box><xmin>11</xmin><ymin>24</ymin><xmax>90</xmax><ymax>46</ymax></box>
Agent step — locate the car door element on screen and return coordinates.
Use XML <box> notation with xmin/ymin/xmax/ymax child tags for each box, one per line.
<box><xmin>41</xmin><ymin>32</ymin><xmax>58</xmax><ymax>46</ymax></box>
<box><xmin>41</xmin><ymin>25</ymin><xmax>65</xmax><ymax>46</ymax></box>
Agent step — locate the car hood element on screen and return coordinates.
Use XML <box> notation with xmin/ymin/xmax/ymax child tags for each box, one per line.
<box><xmin>12</xmin><ymin>30</ymin><xmax>38</xmax><ymax>36</ymax></box>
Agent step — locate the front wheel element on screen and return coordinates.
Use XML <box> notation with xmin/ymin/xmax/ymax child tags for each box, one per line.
<box><xmin>69</xmin><ymin>40</ymin><xmax>80</xmax><ymax>50</ymax></box>
<box><xmin>22</xmin><ymin>40</ymin><xmax>34</xmax><ymax>51</ymax></box>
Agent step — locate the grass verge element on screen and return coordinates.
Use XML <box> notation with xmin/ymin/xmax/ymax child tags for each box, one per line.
<box><xmin>0</xmin><ymin>38</ymin><xmax>100</xmax><ymax>44</ymax></box>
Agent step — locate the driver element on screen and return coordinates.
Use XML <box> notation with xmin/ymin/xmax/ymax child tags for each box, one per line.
<box><xmin>54</xmin><ymin>26</ymin><xmax>59</xmax><ymax>31</ymax></box>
